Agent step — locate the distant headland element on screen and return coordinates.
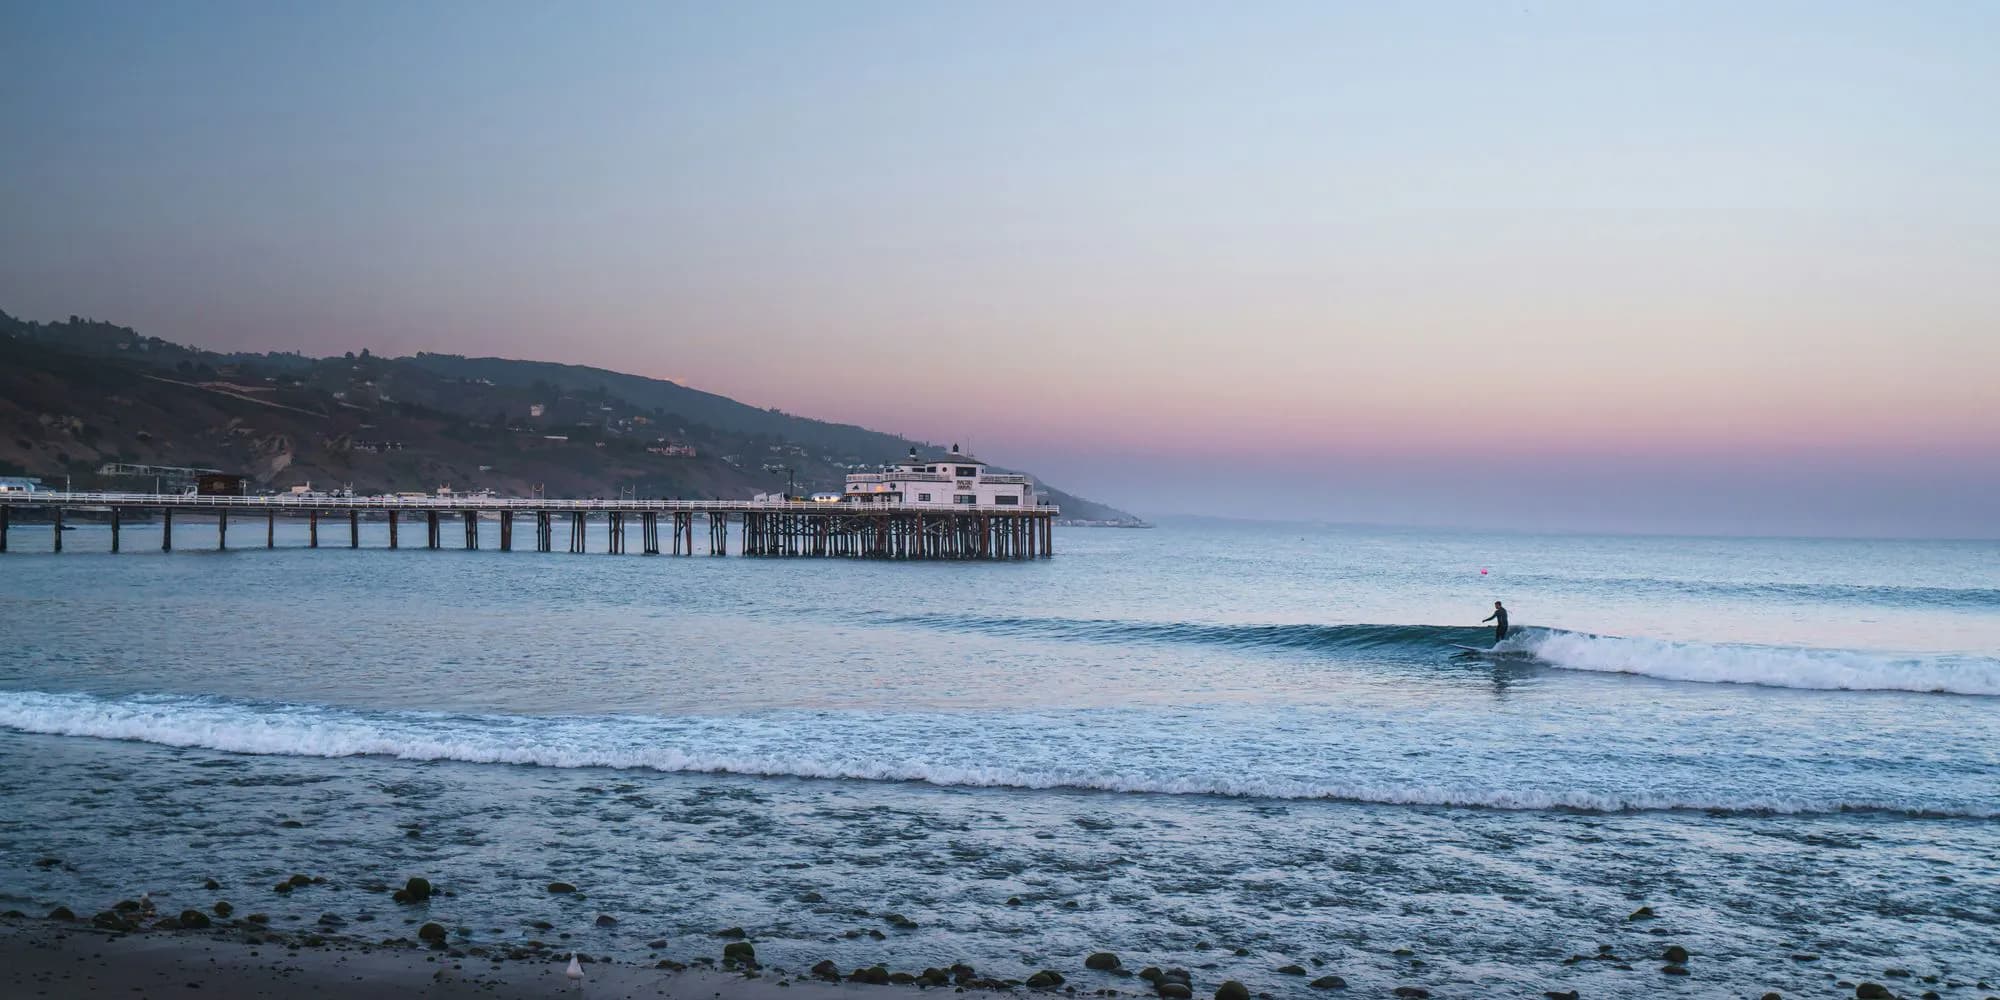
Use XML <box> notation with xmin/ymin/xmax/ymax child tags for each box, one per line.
<box><xmin>0</xmin><ymin>310</ymin><xmax>1144</xmax><ymax>525</ymax></box>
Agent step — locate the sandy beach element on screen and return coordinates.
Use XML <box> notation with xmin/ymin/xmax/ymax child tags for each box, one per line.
<box><xmin>1</xmin><ymin>913</ymin><xmax>863</xmax><ymax>1000</ymax></box>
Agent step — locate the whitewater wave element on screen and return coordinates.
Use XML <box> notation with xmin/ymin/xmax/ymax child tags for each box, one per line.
<box><xmin>1512</xmin><ymin>631</ymin><xmax>2000</xmax><ymax>697</ymax></box>
<box><xmin>0</xmin><ymin>690</ymin><xmax>1989</xmax><ymax>818</ymax></box>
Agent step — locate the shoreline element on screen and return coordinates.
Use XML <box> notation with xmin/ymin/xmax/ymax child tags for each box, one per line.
<box><xmin>0</xmin><ymin>906</ymin><xmax>1348</xmax><ymax>999</ymax></box>
<box><xmin>0</xmin><ymin>913</ymin><xmax>894</xmax><ymax>999</ymax></box>
<box><xmin>7</xmin><ymin>908</ymin><xmax>1979</xmax><ymax>1000</ymax></box>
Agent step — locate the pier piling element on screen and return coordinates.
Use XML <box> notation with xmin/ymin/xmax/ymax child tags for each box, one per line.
<box><xmin>3</xmin><ymin>495</ymin><xmax>1055</xmax><ymax>562</ymax></box>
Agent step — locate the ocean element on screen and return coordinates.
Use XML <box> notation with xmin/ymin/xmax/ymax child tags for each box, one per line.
<box><xmin>1</xmin><ymin>518</ymin><xmax>1995</xmax><ymax>997</ymax></box>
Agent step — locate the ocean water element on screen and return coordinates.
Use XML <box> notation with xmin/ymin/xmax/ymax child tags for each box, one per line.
<box><xmin>0</xmin><ymin>517</ymin><xmax>1996</xmax><ymax>997</ymax></box>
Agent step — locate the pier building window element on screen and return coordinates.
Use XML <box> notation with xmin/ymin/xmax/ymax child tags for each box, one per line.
<box><xmin>954</xmin><ymin>494</ymin><xmax>976</xmax><ymax>504</ymax></box>
<box><xmin>917</xmin><ymin>493</ymin><xmax>932</xmax><ymax>502</ymax></box>
<box><xmin>995</xmin><ymin>495</ymin><xmax>1019</xmax><ymax>505</ymax></box>
<box><xmin>955</xmin><ymin>466</ymin><xmax>978</xmax><ymax>477</ymax></box>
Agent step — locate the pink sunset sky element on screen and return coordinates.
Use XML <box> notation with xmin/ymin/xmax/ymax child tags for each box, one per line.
<box><xmin>4</xmin><ymin>2</ymin><xmax>1996</xmax><ymax>535</ymax></box>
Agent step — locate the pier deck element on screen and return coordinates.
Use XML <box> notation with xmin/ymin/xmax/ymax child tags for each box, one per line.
<box><xmin>0</xmin><ymin>493</ymin><xmax>1055</xmax><ymax>559</ymax></box>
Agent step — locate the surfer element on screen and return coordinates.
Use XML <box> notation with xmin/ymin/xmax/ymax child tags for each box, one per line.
<box><xmin>1482</xmin><ymin>601</ymin><xmax>1509</xmax><ymax>641</ymax></box>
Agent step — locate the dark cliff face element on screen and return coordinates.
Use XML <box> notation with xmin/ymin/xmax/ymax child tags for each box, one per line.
<box><xmin>0</xmin><ymin>311</ymin><xmax>1139</xmax><ymax>521</ymax></box>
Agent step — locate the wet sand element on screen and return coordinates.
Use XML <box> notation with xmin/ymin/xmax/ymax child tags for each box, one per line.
<box><xmin>0</xmin><ymin>916</ymin><xmax>854</xmax><ymax>1000</ymax></box>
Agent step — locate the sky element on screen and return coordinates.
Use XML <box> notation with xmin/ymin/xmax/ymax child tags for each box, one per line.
<box><xmin>3</xmin><ymin>1</ymin><xmax>1997</xmax><ymax>536</ymax></box>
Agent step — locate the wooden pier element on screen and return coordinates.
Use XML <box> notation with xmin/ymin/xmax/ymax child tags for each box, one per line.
<box><xmin>0</xmin><ymin>493</ymin><xmax>1055</xmax><ymax>559</ymax></box>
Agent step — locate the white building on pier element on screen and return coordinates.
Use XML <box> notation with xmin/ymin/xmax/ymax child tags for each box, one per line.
<box><xmin>844</xmin><ymin>445</ymin><xmax>1037</xmax><ymax>509</ymax></box>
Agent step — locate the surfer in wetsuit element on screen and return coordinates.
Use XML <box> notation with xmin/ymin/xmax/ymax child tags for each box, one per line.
<box><xmin>1482</xmin><ymin>601</ymin><xmax>1509</xmax><ymax>642</ymax></box>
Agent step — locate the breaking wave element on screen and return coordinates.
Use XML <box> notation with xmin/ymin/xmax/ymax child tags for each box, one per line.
<box><xmin>0</xmin><ymin>690</ymin><xmax>1991</xmax><ymax>818</ymax></box>
<box><xmin>1511</xmin><ymin>630</ymin><xmax>2000</xmax><ymax>696</ymax></box>
<box><xmin>864</xmin><ymin>613</ymin><xmax>2000</xmax><ymax>696</ymax></box>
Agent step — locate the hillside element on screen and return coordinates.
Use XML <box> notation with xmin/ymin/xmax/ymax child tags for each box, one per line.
<box><xmin>0</xmin><ymin>310</ymin><xmax>1140</xmax><ymax>523</ymax></box>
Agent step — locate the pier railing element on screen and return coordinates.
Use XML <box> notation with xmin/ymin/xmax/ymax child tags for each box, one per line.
<box><xmin>0</xmin><ymin>491</ymin><xmax>1057</xmax><ymax>516</ymax></box>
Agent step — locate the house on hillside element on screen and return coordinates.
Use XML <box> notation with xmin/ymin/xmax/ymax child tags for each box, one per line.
<box><xmin>196</xmin><ymin>473</ymin><xmax>248</xmax><ymax>496</ymax></box>
<box><xmin>844</xmin><ymin>444</ymin><xmax>1036</xmax><ymax>508</ymax></box>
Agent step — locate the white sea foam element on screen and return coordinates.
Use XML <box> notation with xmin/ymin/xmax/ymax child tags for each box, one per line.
<box><xmin>0</xmin><ymin>690</ymin><xmax>1990</xmax><ymax>818</ymax></box>
<box><xmin>1513</xmin><ymin>631</ymin><xmax>2000</xmax><ymax>696</ymax></box>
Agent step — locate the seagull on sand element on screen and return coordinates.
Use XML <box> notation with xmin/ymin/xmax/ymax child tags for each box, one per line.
<box><xmin>567</xmin><ymin>952</ymin><xmax>584</xmax><ymax>980</ymax></box>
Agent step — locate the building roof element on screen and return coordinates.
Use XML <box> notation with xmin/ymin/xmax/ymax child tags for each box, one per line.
<box><xmin>892</xmin><ymin>446</ymin><xmax>984</xmax><ymax>465</ymax></box>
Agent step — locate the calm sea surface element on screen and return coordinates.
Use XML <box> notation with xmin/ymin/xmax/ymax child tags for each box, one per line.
<box><xmin>1</xmin><ymin>518</ymin><xmax>1996</xmax><ymax>996</ymax></box>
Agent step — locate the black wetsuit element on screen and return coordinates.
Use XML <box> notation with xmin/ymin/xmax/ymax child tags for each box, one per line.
<box><xmin>1483</xmin><ymin>607</ymin><xmax>1509</xmax><ymax>641</ymax></box>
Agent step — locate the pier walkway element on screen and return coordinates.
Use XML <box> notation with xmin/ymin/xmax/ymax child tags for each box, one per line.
<box><xmin>0</xmin><ymin>492</ymin><xmax>1055</xmax><ymax>559</ymax></box>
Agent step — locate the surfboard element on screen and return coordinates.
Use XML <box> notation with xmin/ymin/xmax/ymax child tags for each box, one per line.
<box><xmin>1449</xmin><ymin>644</ymin><xmax>1493</xmax><ymax>655</ymax></box>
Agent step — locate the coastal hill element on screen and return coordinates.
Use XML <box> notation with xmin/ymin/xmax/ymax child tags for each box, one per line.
<box><xmin>0</xmin><ymin>310</ymin><xmax>1141</xmax><ymax>523</ymax></box>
